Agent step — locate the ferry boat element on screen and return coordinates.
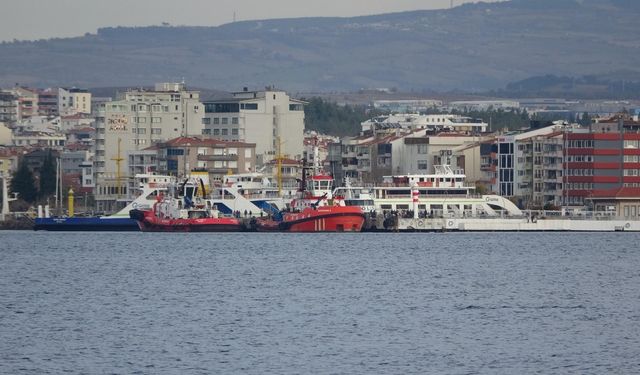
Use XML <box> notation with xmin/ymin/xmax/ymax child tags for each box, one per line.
<box><xmin>34</xmin><ymin>173</ymin><xmax>173</xmax><ymax>231</ymax></box>
<box><xmin>333</xmin><ymin>165</ymin><xmax>522</xmax><ymax>230</ymax></box>
<box><xmin>129</xmin><ymin>178</ymin><xmax>244</xmax><ymax>232</ymax></box>
<box><xmin>255</xmin><ymin>170</ymin><xmax>365</xmax><ymax>232</ymax></box>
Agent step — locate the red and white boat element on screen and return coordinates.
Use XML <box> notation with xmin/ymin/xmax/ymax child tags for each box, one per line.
<box><xmin>255</xmin><ymin>170</ymin><xmax>365</xmax><ymax>232</ymax></box>
<box><xmin>130</xmin><ymin>178</ymin><xmax>244</xmax><ymax>232</ymax></box>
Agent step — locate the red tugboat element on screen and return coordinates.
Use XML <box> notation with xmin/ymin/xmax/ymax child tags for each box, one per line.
<box><xmin>130</xmin><ymin>178</ymin><xmax>244</xmax><ymax>232</ymax></box>
<box><xmin>255</xmin><ymin>171</ymin><xmax>365</xmax><ymax>233</ymax></box>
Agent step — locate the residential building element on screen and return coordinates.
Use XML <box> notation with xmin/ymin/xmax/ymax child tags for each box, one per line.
<box><xmin>393</xmin><ymin>133</ymin><xmax>484</xmax><ymax>177</ymax></box>
<box><xmin>263</xmin><ymin>157</ymin><xmax>303</xmax><ymax>192</ymax></box>
<box><xmin>127</xmin><ymin>149</ymin><xmax>158</xmax><ymax>176</ymax></box>
<box><xmin>564</xmin><ymin>116</ymin><xmax>640</xmax><ymax>207</ymax></box>
<box><xmin>60</xmin><ymin>114</ymin><xmax>93</xmax><ymax>132</ymax></box>
<box><xmin>202</xmin><ymin>88</ymin><xmax>305</xmax><ymax>165</ymax></box>
<box><xmin>12</xmin><ymin>131</ymin><xmax>66</xmax><ymax>149</ymax></box>
<box><xmin>0</xmin><ymin>92</ymin><xmax>18</xmax><ymax>124</ymax></box>
<box><xmin>493</xmin><ymin>123</ymin><xmax>565</xmax><ymax>207</ymax></box>
<box><xmin>94</xmin><ymin>82</ymin><xmax>204</xmax><ymax>182</ymax></box>
<box><xmin>9</xmin><ymin>87</ymin><xmax>39</xmax><ymax>120</ymax></box>
<box><xmin>155</xmin><ymin>136</ymin><xmax>256</xmax><ymax>183</ymax></box>
<box><xmin>37</xmin><ymin>88</ymin><xmax>58</xmax><ymax>117</ymax></box>
<box><xmin>58</xmin><ymin>88</ymin><xmax>91</xmax><ymax>115</ymax></box>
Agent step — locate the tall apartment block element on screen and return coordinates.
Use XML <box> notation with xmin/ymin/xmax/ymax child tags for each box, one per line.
<box><xmin>94</xmin><ymin>82</ymin><xmax>204</xmax><ymax>182</ymax></box>
<box><xmin>202</xmin><ymin>88</ymin><xmax>305</xmax><ymax>165</ymax></box>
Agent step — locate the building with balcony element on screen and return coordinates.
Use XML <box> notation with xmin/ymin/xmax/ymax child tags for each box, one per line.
<box><xmin>564</xmin><ymin>115</ymin><xmax>640</xmax><ymax>207</ymax></box>
<box><xmin>154</xmin><ymin>136</ymin><xmax>256</xmax><ymax>183</ymax></box>
<box><xmin>37</xmin><ymin>88</ymin><xmax>58</xmax><ymax>117</ymax></box>
<box><xmin>202</xmin><ymin>88</ymin><xmax>305</xmax><ymax>165</ymax></box>
<box><xmin>0</xmin><ymin>92</ymin><xmax>18</xmax><ymax>124</ymax></box>
<box><xmin>93</xmin><ymin>82</ymin><xmax>204</xmax><ymax>182</ymax></box>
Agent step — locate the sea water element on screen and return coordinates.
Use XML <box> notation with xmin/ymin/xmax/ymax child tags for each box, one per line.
<box><xmin>1</xmin><ymin>231</ymin><xmax>639</xmax><ymax>374</ymax></box>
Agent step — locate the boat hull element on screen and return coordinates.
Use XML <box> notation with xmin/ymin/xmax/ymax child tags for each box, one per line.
<box><xmin>256</xmin><ymin>207</ymin><xmax>365</xmax><ymax>232</ymax></box>
<box><xmin>33</xmin><ymin>217</ymin><xmax>139</xmax><ymax>231</ymax></box>
<box><xmin>130</xmin><ymin>209</ymin><xmax>244</xmax><ymax>232</ymax></box>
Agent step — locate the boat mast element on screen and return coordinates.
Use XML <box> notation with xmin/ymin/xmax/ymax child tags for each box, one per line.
<box><xmin>277</xmin><ymin>136</ymin><xmax>282</xmax><ymax>197</ymax></box>
<box><xmin>111</xmin><ymin>138</ymin><xmax>124</xmax><ymax>198</ymax></box>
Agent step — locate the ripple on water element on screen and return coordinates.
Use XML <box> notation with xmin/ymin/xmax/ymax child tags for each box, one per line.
<box><xmin>1</xmin><ymin>231</ymin><xmax>639</xmax><ymax>373</ymax></box>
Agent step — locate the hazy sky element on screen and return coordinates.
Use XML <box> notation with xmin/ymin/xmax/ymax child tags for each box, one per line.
<box><xmin>1</xmin><ymin>0</ymin><xmax>499</xmax><ymax>41</ymax></box>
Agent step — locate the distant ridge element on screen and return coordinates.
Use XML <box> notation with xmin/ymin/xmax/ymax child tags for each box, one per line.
<box><xmin>0</xmin><ymin>0</ymin><xmax>638</xmax><ymax>93</ymax></box>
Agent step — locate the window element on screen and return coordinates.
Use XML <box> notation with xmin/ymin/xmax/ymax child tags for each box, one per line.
<box><xmin>202</xmin><ymin>118</ymin><xmax>211</xmax><ymax>125</ymax></box>
<box><xmin>167</xmin><ymin>159</ymin><xmax>178</xmax><ymax>171</ymax></box>
<box><xmin>221</xmin><ymin>118</ymin><xmax>229</xmax><ymax>125</ymax></box>
<box><xmin>232</xmin><ymin>117</ymin><xmax>239</xmax><ymax>125</ymax></box>
<box><xmin>417</xmin><ymin>144</ymin><xmax>428</xmax><ymax>154</ymax></box>
<box><xmin>204</xmin><ymin>103</ymin><xmax>240</xmax><ymax>113</ymax></box>
<box><xmin>213</xmin><ymin>129</ymin><xmax>220</xmax><ymax>135</ymax></box>
<box><xmin>213</xmin><ymin>118</ymin><xmax>220</xmax><ymax>125</ymax></box>
<box><xmin>417</xmin><ymin>160</ymin><xmax>428</xmax><ymax>170</ymax></box>
<box><xmin>241</xmin><ymin>103</ymin><xmax>258</xmax><ymax>110</ymax></box>
<box><xmin>151</xmin><ymin>117</ymin><xmax>161</xmax><ymax>123</ymax></box>
<box><xmin>166</xmin><ymin>148</ymin><xmax>184</xmax><ymax>156</ymax></box>
<box><xmin>152</xmin><ymin>128</ymin><xmax>162</xmax><ymax>134</ymax></box>
<box><xmin>232</xmin><ymin>129</ymin><xmax>238</xmax><ymax>135</ymax></box>
<box><xmin>221</xmin><ymin>129</ymin><xmax>228</xmax><ymax>135</ymax></box>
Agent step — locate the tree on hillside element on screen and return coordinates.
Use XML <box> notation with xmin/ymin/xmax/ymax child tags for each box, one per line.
<box><xmin>11</xmin><ymin>162</ymin><xmax>38</xmax><ymax>203</ymax></box>
<box><xmin>39</xmin><ymin>150</ymin><xmax>56</xmax><ymax>199</ymax></box>
<box><xmin>303</xmin><ymin>97</ymin><xmax>379</xmax><ymax>136</ymax></box>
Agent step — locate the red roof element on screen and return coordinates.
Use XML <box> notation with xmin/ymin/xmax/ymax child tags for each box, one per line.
<box><xmin>591</xmin><ymin>187</ymin><xmax>640</xmax><ymax>199</ymax></box>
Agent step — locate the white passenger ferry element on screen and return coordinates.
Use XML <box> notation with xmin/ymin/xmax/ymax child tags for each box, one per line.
<box><xmin>334</xmin><ymin>165</ymin><xmax>522</xmax><ymax>219</ymax></box>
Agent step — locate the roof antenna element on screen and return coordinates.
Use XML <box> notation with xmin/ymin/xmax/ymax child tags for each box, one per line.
<box><xmin>450</xmin><ymin>0</ymin><xmax>454</xmax><ymax>9</ymax></box>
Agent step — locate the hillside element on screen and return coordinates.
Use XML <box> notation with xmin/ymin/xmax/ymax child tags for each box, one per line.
<box><xmin>0</xmin><ymin>0</ymin><xmax>639</xmax><ymax>92</ymax></box>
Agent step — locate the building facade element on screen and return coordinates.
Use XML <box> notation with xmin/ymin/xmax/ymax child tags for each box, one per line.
<box><xmin>94</xmin><ymin>82</ymin><xmax>204</xmax><ymax>182</ymax></box>
<box><xmin>58</xmin><ymin>88</ymin><xmax>91</xmax><ymax>116</ymax></box>
<box><xmin>202</xmin><ymin>88</ymin><xmax>305</xmax><ymax>165</ymax></box>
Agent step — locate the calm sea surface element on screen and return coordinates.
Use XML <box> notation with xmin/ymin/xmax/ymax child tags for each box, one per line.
<box><xmin>1</xmin><ymin>231</ymin><xmax>639</xmax><ymax>374</ymax></box>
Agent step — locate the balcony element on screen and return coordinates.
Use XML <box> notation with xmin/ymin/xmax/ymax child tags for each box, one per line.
<box><xmin>197</xmin><ymin>154</ymin><xmax>238</xmax><ymax>162</ymax></box>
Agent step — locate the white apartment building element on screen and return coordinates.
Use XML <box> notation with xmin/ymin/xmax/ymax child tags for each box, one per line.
<box><xmin>202</xmin><ymin>88</ymin><xmax>305</xmax><ymax>165</ymax></box>
<box><xmin>94</xmin><ymin>82</ymin><xmax>203</xmax><ymax>182</ymax></box>
<box><xmin>58</xmin><ymin>88</ymin><xmax>92</xmax><ymax>116</ymax></box>
<box><xmin>392</xmin><ymin>133</ymin><xmax>484</xmax><ymax>176</ymax></box>
<box><xmin>494</xmin><ymin>123</ymin><xmax>566</xmax><ymax>207</ymax></box>
<box><xmin>362</xmin><ymin>114</ymin><xmax>488</xmax><ymax>134</ymax></box>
